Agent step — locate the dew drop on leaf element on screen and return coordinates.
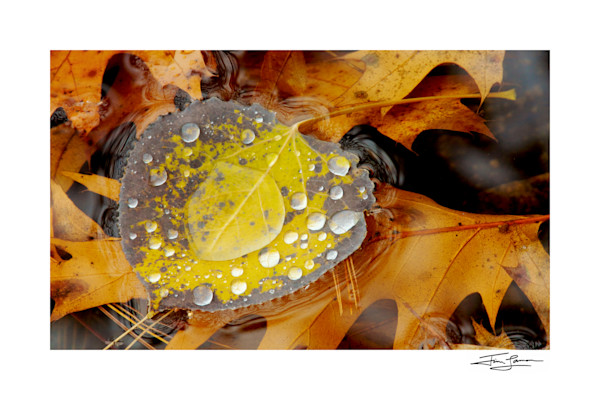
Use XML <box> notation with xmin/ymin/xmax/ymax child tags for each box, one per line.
<box><xmin>192</xmin><ymin>285</ymin><xmax>213</xmax><ymax>306</ymax></box>
<box><xmin>181</xmin><ymin>122</ymin><xmax>200</xmax><ymax>143</ymax></box>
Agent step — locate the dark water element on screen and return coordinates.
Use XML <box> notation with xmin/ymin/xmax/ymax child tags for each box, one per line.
<box><xmin>50</xmin><ymin>51</ymin><xmax>549</xmax><ymax>349</ymax></box>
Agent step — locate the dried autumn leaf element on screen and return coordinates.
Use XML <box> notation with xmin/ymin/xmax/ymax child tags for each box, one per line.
<box><xmin>50</xmin><ymin>123</ymin><xmax>93</xmax><ymax>192</ymax></box>
<box><xmin>61</xmin><ymin>171</ymin><xmax>121</xmax><ymax>202</ymax></box>
<box><xmin>252</xmin><ymin>184</ymin><xmax>548</xmax><ymax>349</ymax></box>
<box><xmin>50</xmin><ymin>179</ymin><xmax>105</xmax><ymax>241</ymax></box>
<box><xmin>50</xmin><ymin>238</ymin><xmax>148</xmax><ymax>322</ymax></box>
<box><xmin>118</xmin><ymin>98</ymin><xmax>374</xmax><ymax>312</ymax></box>
<box><xmin>471</xmin><ymin>319</ymin><xmax>515</xmax><ymax>349</ymax></box>
<box><xmin>51</xmin><ymin>50</ymin><xmax>207</xmax><ymax>134</ymax></box>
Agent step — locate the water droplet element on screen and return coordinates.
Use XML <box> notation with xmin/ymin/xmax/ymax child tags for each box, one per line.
<box><xmin>305</xmin><ymin>260</ymin><xmax>315</xmax><ymax>270</ymax></box>
<box><xmin>148</xmin><ymin>273</ymin><xmax>161</xmax><ymax>283</ymax></box>
<box><xmin>274</xmin><ymin>134</ymin><xmax>282</xmax><ymax>141</ymax></box>
<box><xmin>241</xmin><ymin>129</ymin><xmax>255</xmax><ymax>145</ymax></box>
<box><xmin>300</xmin><ymin>233</ymin><xmax>308</xmax><ymax>241</ymax></box>
<box><xmin>358</xmin><ymin>186</ymin><xmax>365</xmax><ymax>193</ymax></box>
<box><xmin>129</xmin><ymin>232</ymin><xmax>137</xmax><ymax>240</ymax></box>
<box><xmin>329</xmin><ymin>186</ymin><xmax>343</xmax><ymax>200</ymax></box>
<box><xmin>362</xmin><ymin>193</ymin><xmax>369</xmax><ymax>200</ymax></box>
<box><xmin>145</xmin><ymin>221</ymin><xmax>158</xmax><ymax>233</ymax></box>
<box><xmin>300</xmin><ymin>242</ymin><xmax>308</xmax><ymax>249</ymax></box>
<box><xmin>231</xmin><ymin>279</ymin><xmax>247</xmax><ymax>295</ymax></box>
<box><xmin>327</xmin><ymin>156</ymin><xmax>350</xmax><ymax>176</ymax></box>
<box><xmin>149</xmin><ymin>236</ymin><xmax>162</xmax><ymax>250</ymax></box>
<box><xmin>127</xmin><ymin>197</ymin><xmax>138</xmax><ymax>208</ymax></box>
<box><xmin>255</xmin><ymin>115</ymin><xmax>263</xmax><ymax>123</ymax></box>
<box><xmin>266</xmin><ymin>153</ymin><xmax>278</xmax><ymax>167</ymax></box>
<box><xmin>142</xmin><ymin>153</ymin><xmax>153</xmax><ymax>164</ymax></box>
<box><xmin>317</xmin><ymin>232</ymin><xmax>327</xmax><ymax>241</ymax></box>
<box><xmin>167</xmin><ymin>229</ymin><xmax>178</xmax><ymax>239</ymax></box>
<box><xmin>307</xmin><ymin>212</ymin><xmax>326</xmax><ymax>231</ymax></box>
<box><xmin>328</xmin><ymin>210</ymin><xmax>361</xmax><ymax>235</ymax></box>
<box><xmin>193</xmin><ymin>285</ymin><xmax>213</xmax><ymax>306</ymax></box>
<box><xmin>149</xmin><ymin>168</ymin><xmax>168</xmax><ymax>186</ymax></box>
<box><xmin>164</xmin><ymin>246</ymin><xmax>175</xmax><ymax>257</ymax></box>
<box><xmin>181</xmin><ymin>122</ymin><xmax>200</xmax><ymax>143</ymax></box>
<box><xmin>160</xmin><ymin>288</ymin><xmax>169</xmax><ymax>297</ymax></box>
<box><xmin>284</xmin><ymin>231</ymin><xmax>299</xmax><ymax>244</ymax></box>
<box><xmin>288</xmin><ymin>267</ymin><xmax>302</xmax><ymax>281</ymax></box>
<box><xmin>231</xmin><ymin>267</ymin><xmax>244</xmax><ymax>277</ymax></box>
<box><xmin>258</xmin><ymin>248</ymin><xmax>280</xmax><ymax>268</ymax></box>
<box><xmin>183</xmin><ymin>147</ymin><xmax>193</xmax><ymax>157</ymax></box>
<box><xmin>326</xmin><ymin>250</ymin><xmax>338</xmax><ymax>260</ymax></box>
<box><xmin>308</xmin><ymin>163</ymin><xmax>315</xmax><ymax>171</ymax></box>
<box><xmin>290</xmin><ymin>192</ymin><xmax>307</xmax><ymax>211</ymax></box>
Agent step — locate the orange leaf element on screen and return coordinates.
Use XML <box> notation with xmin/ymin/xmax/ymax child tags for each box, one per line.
<box><xmin>50</xmin><ymin>238</ymin><xmax>147</xmax><ymax>322</ymax></box>
<box><xmin>61</xmin><ymin>172</ymin><xmax>121</xmax><ymax>202</ymax></box>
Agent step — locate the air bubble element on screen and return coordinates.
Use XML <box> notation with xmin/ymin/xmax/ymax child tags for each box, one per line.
<box><xmin>181</xmin><ymin>122</ymin><xmax>200</xmax><ymax>143</ymax></box>
<box><xmin>307</xmin><ymin>212</ymin><xmax>326</xmax><ymax>231</ymax></box>
<box><xmin>258</xmin><ymin>248</ymin><xmax>280</xmax><ymax>268</ymax></box>
<box><xmin>288</xmin><ymin>267</ymin><xmax>302</xmax><ymax>281</ymax></box>
<box><xmin>329</xmin><ymin>186</ymin><xmax>343</xmax><ymax>200</ymax></box>
<box><xmin>241</xmin><ymin>129</ymin><xmax>255</xmax><ymax>145</ymax></box>
<box><xmin>145</xmin><ymin>221</ymin><xmax>158</xmax><ymax>233</ymax></box>
<box><xmin>167</xmin><ymin>229</ymin><xmax>178</xmax><ymax>239</ymax></box>
<box><xmin>127</xmin><ymin>197</ymin><xmax>138</xmax><ymax>208</ymax></box>
<box><xmin>148</xmin><ymin>273</ymin><xmax>161</xmax><ymax>283</ymax></box>
<box><xmin>328</xmin><ymin>210</ymin><xmax>361</xmax><ymax>235</ymax></box>
<box><xmin>231</xmin><ymin>279</ymin><xmax>247</xmax><ymax>295</ymax></box>
<box><xmin>149</xmin><ymin>237</ymin><xmax>162</xmax><ymax>250</ymax></box>
<box><xmin>283</xmin><ymin>231</ymin><xmax>299</xmax><ymax>244</ymax></box>
<box><xmin>327</xmin><ymin>156</ymin><xmax>350</xmax><ymax>176</ymax></box>
<box><xmin>142</xmin><ymin>153</ymin><xmax>153</xmax><ymax>164</ymax></box>
<box><xmin>290</xmin><ymin>192</ymin><xmax>307</xmax><ymax>210</ymax></box>
<box><xmin>149</xmin><ymin>168</ymin><xmax>168</xmax><ymax>186</ymax></box>
<box><xmin>326</xmin><ymin>250</ymin><xmax>338</xmax><ymax>260</ymax></box>
<box><xmin>192</xmin><ymin>285</ymin><xmax>213</xmax><ymax>306</ymax></box>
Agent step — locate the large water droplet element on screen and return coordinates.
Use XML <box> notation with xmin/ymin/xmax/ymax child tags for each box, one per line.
<box><xmin>283</xmin><ymin>231</ymin><xmax>299</xmax><ymax>244</ymax></box>
<box><xmin>327</xmin><ymin>156</ymin><xmax>350</xmax><ymax>176</ymax></box>
<box><xmin>231</xmin><ymin>279</ymin><xmax>247</xmax><ymax>295</ymax></box>
<box><xmin>142</xmin><ymin>153</ymin><xmax>153</xmax><ymax>164</ymax></box>
<box><xmin>145</xmin><ymin>221</ymin><xmax>158</xmax><ymax>233</ymax></box>
<box><xmin>290</xmin><ymin>192</ymin><xmax>307</xmax><ymax>211</ymax></box>
<box><xmin>148</xmin><ymin>273</ymin><xmax>161</xmax><ymax>283</ymax></box>
<box><xmin>149</xmin><ymin>168</ymin><xmax>168</xmax><ymax>186</ymax></box>
<box><xmin>149</xmin><ymin>236</ymin><xmax>162</xmax><ymax>250</ymax></box>
<box><xmin>329</xmin><ymin>186</ymin><xmax>343</xmax><ymax>200</ymax></box>
<box><xmin>181</xmin><ymin>122</ymin><xmax>200</xmax><ymax>143</ymax></box>
<box><xmin>241</xmin><ymin>129</ymin><xmax>255</xmax><ymax>145</ymax></box>
<box><xmin>193</xmin><ymin>285</ymin><xmax>213</xmax><ymax>306</ymax></box>
<box><xmin>258</xmin><ymin>248</ymin><xmax>280</xmax><ymax>268</ymax></box>
<box><xmin>288</xmin><ymin>267</ymin><xmax>302</xmax><ymax>281</ymax></box>
<box><xmin>328</xmin><ymin>210</ymin><xmax>361</xmax><ymax>235</ymax></box>
<box><xmin>326</xmin><ymin>250</ymin><xmax>338</xmax><ymax>260</ymax></box>
<box><xmin>307</xmin><ymin>212</ymin><xmax>326</xmax><ymax>231</ymax></box>
<box><xmin>127</xmin><ymin>197</ymin><xmax>138</xmax><ymax>208</ymax></box>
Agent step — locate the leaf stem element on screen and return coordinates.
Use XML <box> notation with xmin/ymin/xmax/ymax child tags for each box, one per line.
<box><xmin>298</xmin><ymin>89</ymin><xmax>517</xmax><ymax>129</ymax></box>
<box><xmin>370</xmin><ymin>214</ymin><xmax>549</xmax><ymax>244</ymax></box>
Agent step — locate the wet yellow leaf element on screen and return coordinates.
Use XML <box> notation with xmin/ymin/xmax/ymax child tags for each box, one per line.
<box><xmin>118</xmin><ymin>98</ymin><xmax>374</xmax><ymax>312</ymax></box>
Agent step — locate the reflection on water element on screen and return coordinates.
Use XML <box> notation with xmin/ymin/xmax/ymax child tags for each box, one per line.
<box><xmin>50</xmin><ymin>51</ymin><xmax>549</xmax><ymax>349</ymax></box>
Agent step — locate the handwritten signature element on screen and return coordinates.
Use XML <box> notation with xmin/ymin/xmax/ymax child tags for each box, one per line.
<box><xmin>471</xmin><ymin>352</ymin><xmax>543</xmax><ymax>371</ymax></box>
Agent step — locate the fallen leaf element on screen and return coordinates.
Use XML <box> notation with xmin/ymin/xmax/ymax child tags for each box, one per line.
<box><xmin>472</xmin><ymin>319</ymin><xmax>515</xmax><ymax>349</ymax></box>
<box><xmin>50</xmin><ymin>179</ymin><xmax>105</xmax><ymax>241</ymax></box>
<box><xmin>50</xmin><ymin>238</ymin><xmax>148</xmax><ymax>322</ymax></box>
<box><xmin>50</xmin><ymin>123</ymin><xmax>93</xmax><ymax>192</ymax></box>
<box><xmin>61</xmin><ymin>171</ymin><xmax>121</xmax><ymax>202</ymax></box>
<box><xmin>118</xmin><ymin>98</ymin><xmax>374</xmax><ymax>312</ymax></box>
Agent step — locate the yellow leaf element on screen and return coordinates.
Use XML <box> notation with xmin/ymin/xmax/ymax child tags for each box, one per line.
<box><xmin>118</xmin><ymin>98</ymin><xmax>374</xmax><ymax>312</ymax></box>
<box><xmin>61</xmin><ymin>171</ymin><xmax>121</xmax><ymax>202</ymax></box>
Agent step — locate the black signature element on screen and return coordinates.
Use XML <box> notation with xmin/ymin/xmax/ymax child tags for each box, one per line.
<box><xmin>471</xmin><ymin>352</ymin><xmax>543</xmax><ymax>371</ymax></box>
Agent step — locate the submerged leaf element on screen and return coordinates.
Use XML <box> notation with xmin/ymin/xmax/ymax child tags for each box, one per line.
<box><xmin>118</xmin><ymin>98</ymin><xmax>374</xmax><ymax>312</ymax></box>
